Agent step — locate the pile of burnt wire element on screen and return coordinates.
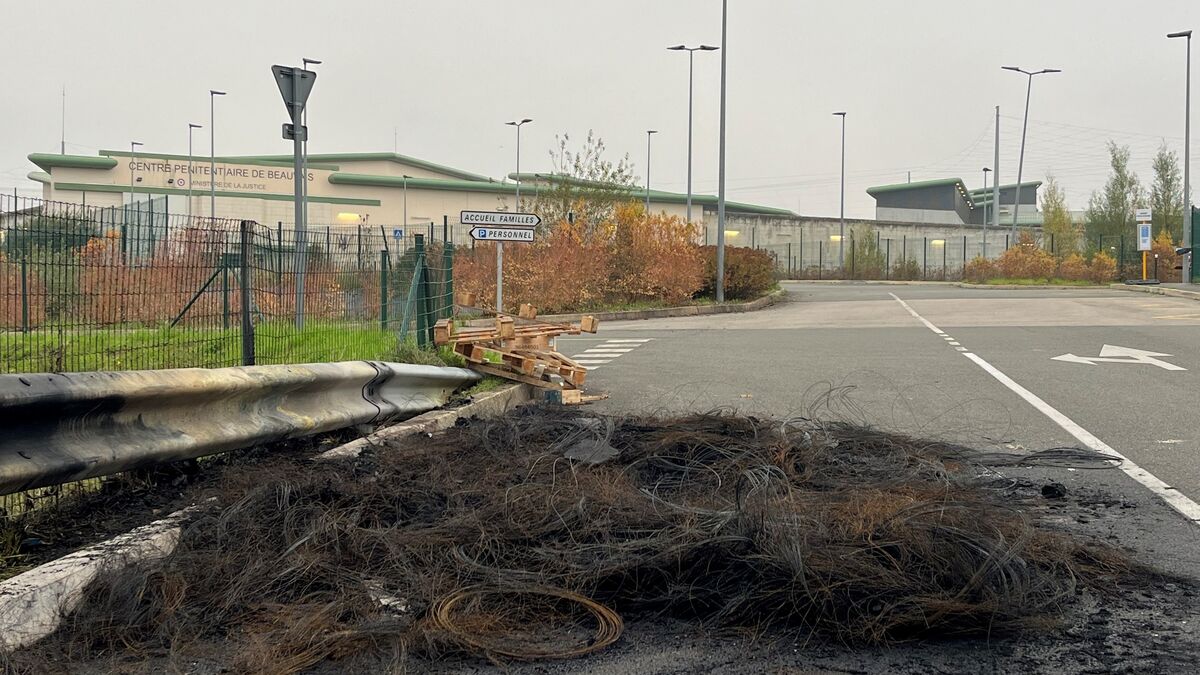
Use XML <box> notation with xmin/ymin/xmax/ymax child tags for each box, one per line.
<box><xmin>12</xmin><ymin>406</ymin><xmax>1155</xmax><ymax>672</ymax></box>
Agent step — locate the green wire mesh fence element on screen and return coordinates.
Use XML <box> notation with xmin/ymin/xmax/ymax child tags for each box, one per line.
<box><xmin>0</xmin><ymin>195</ymin><xmax>454</xmax><ymax>375</ymax></box>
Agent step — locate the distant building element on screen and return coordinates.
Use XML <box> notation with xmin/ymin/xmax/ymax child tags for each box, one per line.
<box><xmin>866</xmin><ymin>178</ymin><xmax>1042</xmax><ymax>226</ymax></box>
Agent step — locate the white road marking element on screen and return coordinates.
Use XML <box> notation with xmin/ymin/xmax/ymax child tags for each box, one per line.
<box><xmin>573</xmin><ymin>359</ymin><xmax>612</xmax><ymax>364</ymax></box>
<box><xmin>567</xmin><ymin>338</ymin><xmax>651</xmax><ymax>371</ymax></box>
<box><xmin>582</xmin><ymin>348</ymin><xmax>635</xmax><ymax>353</ymax></box>
<box><xmin>1052</xmin><ymin>345</ymin><xmax>1186</xmax><ymax>371</ymax></box>
<box><xmin>889</xmin><ymin>293</ymin><xmax>1200</xmax><ymax>524</ymax></box>
<box><xmin>948</xmin><ymin>341</ymin><xmax>961</xmax><ymax>346</ymax></box>
<box><xmin>955</xmin><ymin>347</ymin><xmax>968</xmax><ymax>352</ymax></box>
<box><xmin>605</xmin><ymin>339</ymin><xmax>654</xmax><ymax>343</ymax></box>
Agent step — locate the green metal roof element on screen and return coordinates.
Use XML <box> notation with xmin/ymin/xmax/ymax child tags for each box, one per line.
<box><xmin>509</xmin><ymin>172</ymin><xmax>797</xmax><ymax>216</ymax></box>
<box><xmin>968</xmin><ymin>180</ymin><xmax>1042</xmax><ymax>203</ymax></box>
<box><xmin>331</xmin><ymin>172</ymin><xmax>794</xmax><ymax>216</ymax></box>
<box><xmin>28</xmin><ymin>153</ymin><xmax>119</xmax><ymax>172</ymax></box>
<box><xmin>233</xmin><ymin>152</ymin><xmax>491</xmax><ymax>182</ymax></box>
<box><xmin>27</xmin><ymin>171</ymin><xmax>51</xmax><ymax>184</ymax></box>
<box><xmin>866</xmin><ymin>177</ymin><xmax>968</xmax><ymax>196</ymax></box>
<box><xmin>99</xmin><ymin>149</ymin><xmax>341</xmax><ymax>171</ymax></box>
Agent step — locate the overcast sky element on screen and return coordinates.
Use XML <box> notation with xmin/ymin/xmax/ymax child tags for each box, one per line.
<box><xmin>3</xmin><ymin>1</ymin><xmax>1200</xmax><ymax>218</ymax></box>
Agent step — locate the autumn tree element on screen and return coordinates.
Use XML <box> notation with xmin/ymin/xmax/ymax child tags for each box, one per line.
<box><xmin>1040</xmin><ymin>174</ymin><xmax>1077</xmax><ymax>256</ymax></box>
<box><xmin>1085</xmin><ymin>142</ymin><xmax>1143</xmax><ymax>241</ymax></box>
<box><xmin>525</xmin><ymin>130</ymin><xmax>638</xmax><ymax>230</ymax></box>
<box><xmin>1150</xmin><ymin>141</ymin><xmax>1184</xmax><ymax>241</ymax></box>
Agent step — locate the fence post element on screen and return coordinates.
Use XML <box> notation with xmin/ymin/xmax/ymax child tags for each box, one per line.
<box><xmin>942</xmin><ymin>239</ymin><xmax>948</xmax><ymax>279</ymax></box>
<box><xmin>818</xmin><ymin>241</ymin><xmax>823</xmax><ymax>280</ymax></box>
<box><xmin>923</xmin><ymin>237</ymin><xmax>928</xmax><ymax>280</ymax></box>
<box><xmin>1050</xmin><ymin>233</ymin><xmax>1056</xmax><ymax>255</ymax></box>
<box><xmin>380</xmin><ymin>248</ymin><xmax>390</xmax><ymax>331</ymax></box>
<box><xmin>849</xmin><ymin>236</ymin><xmax>855</xmax><ymax>279</ymax></box>
<box><xmin>240</xmin><ymin>220</ymin><xmax>256</xmax><ymax>366</ymax></box>
<box><xmin>962</xmin><ymin>236</ymin><xmax>967</xmax><ymax>275</ymax></box>
<box><xmin>276</xmin><ymin>222</ymin><xmax>284</xmax><ymax>288</ymax></box>
<box><xmin>221</xmin><ymin>251</ymin><xmax>231</xmax><ymax>331</ymax></box>
<box><xmin>415</xmin><ymin>234</ymin><xmax>431</xmax><ymax>347</ymax></box>
<box><xmin>1005</xmin><ymin>234</ymin><xmax>1010</xmax><ymax>251</ymax></box>
<box><xmin>443</xmin><ymin>215</ymin><xmax>453</xmax><ymax>319</ymax></box>
<box><xmin>902</xmin><ymin>235</ymin><xmax>907</xmax><ymax>264</ymax></box>
<box><xmin>787</xmin><ymin>242</ymin><xmax>792</xmax><ymax>278</ymax></box>
<box><xmin>885</xmin><ymin>239</ymin><xmax>891</xmax><ymax>278</ymax></box>
<box><xmin>20</xmin><ymin>257</ymin><xmax>29</xmax><ymax>333</ymax></box>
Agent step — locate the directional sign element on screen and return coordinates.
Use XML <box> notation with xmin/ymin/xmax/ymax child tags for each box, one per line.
<box><xmin>271</xmin><ymin>65</ymin><xmax>317</xmax><ymax>121</ymax></box>
<box><xmin>461</xmin><ymin>210</ymin><xmax>541</xmax><ymax>228</ymax></box>
<box><xmin>1136</xmin><ymin>208</ymin><xmax>1153</xmax><ymax>223</ymax></box>
<box><xmin>1052</xmin><ymin>344</ymin><xmax>1185</xmax><ymax>371</ymax></box>
<box><xmin>470</xmin><ymin>227</ymin><xmax>535</xmax><ymax>242</ymax></box>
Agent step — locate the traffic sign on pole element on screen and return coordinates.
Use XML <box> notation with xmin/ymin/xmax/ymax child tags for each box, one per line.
<box><xmin>461</xmin><ymin>211</ymin><xmax>541</xmax><ymax>227</ymax></box>
<box><xmin>271</xmin><ymin>66</ymin><xmax>316</xmax><ymax>122</ymax></box>
<box><xmin>470</xmin><ymin>227</ymin><xmax>535</xmax><ymax>242</ymax></box>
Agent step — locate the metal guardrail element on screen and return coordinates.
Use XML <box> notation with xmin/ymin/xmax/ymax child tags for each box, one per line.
<box><xmin>0</xmin><ymin>361</ymin><xmax>479</xmax><ymax>495</ymax></box>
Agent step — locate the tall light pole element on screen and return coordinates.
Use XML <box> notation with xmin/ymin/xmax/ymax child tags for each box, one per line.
<box><xmin>991</xmin><ymin>105</ymin><xmax>1000</xmax><ymax>258</ymax></box>
<box><xmin>188</xmin><ymin>123</ymin><xmax>202</xmax><ymax>220</ymax></box>
<box><xmin>645</xmin><ymin>129</ymin><xmax>658</xmax><ymax>212</ymax></box>
<box><xmin>833</xmin><ymin>111</ymin><xmax>847</xmax><ymax>270</ymax></box>
<box><xmin>1002</xmin><ymin>66</ymin><xmax>1060</xmax><ymax>234</ymax></box>
<box><xmin>715</xmin><ymin>0</ymin><xmax>728</xmax><ymax>303</ymax></box>
<box><xmin>1169</xmin><ymin>30</ymin><xmax>1192</xmax><ymax>283</ymax></box>
<box><xmin>129</xmin><ymin>141</ymin><xmax>143</xmax><ymax>223</ymax></box>
<box><xmin>501</xmin><ymin>118</ymin><xmax>532</xmax><ymax>313</ymax></box>
<box><xmin>209</xmin><ymin>89</ymin><xmax>226</xmax><ymax>219</ymax></box>
<box><xmin>981</xmin><ymin>166</ymin><xmax>991</xmax><ymax>234</ymax></box>
<box><xmin>667</xmin><ymin>44</ymin><xmax>718</xmax><ymax>223</ymax></box>
<box><xmin>301</xmin><ymin>58</ymin><xmax>321</xmax><ymax>227</ymax></box>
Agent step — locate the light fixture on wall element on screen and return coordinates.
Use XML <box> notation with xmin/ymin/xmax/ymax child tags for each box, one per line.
<box><xmin>335</xmin><ymin>212</ymin><xmax>361</xmax><ymax>223</ymax></box>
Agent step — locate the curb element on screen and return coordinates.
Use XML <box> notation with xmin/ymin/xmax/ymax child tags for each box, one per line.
<box><xmin>0</xmin><ymin>384</ymin><xmax>534</xmax><ymax>650</ymax></box>
<box><xmin>1109</xmin><ymin>283</ymin><xmax>1200</xmax><ymax>302</ymax></box>
<box><xmin>785</xmin><ymin>280</ymin><xmax>1111</xmax><ymax>291</ymax></box>
<box><xmin>316</xmin><ymin>383</ymin><xmax>534</xmax><ymax>461</ymax></box>
<box><xmin>463</xmin><ymin>289</ymin><xmax>787</xmax><ymax>327</ymax></box>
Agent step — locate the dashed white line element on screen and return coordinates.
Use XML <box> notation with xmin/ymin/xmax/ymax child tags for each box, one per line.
<box><xmin>605</xmin><ymin>339</ymin><xmax>654</xmax><ymax>343</ymax></box>
<box><xmin>889</xmin><ymin>292</ymin><xmax>1200</xmax><ymax>523</ymax></box>
<box><xmin>582</xmin><ymin>348</ymin><xmax>635</xmax><ymax>353</ymax></box>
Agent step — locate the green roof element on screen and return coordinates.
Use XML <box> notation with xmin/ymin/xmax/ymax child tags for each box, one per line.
<box><xmin>233</xmin><ymin>152</ymin><xmax>491</xmax><ymax>182</ymax></box>
<box><xmin>509</xmin><ymin>172</ymin><xmax>796</xmax><ymax>216</ymax></box>
<box><xmin>27</xmin><ymin>171</ymin><xmax>51</xmax><ymax>184</ymax></box>
<box><xmin>968</xmin><ymin>181</ymin><xmax>1042</xmax><ymax>206</ymax></box>
<box><xmin>866</xmin><ymin>177</ymin><xmax>968</xmax><ymax>196</ymax></box>
<box><xmin>28</xmin><ymin>153</ymin><xmax>119</xmax><ymax>172</ymax></box>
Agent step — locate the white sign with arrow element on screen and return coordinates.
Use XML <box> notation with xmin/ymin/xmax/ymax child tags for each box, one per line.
<box><xmin>470</xmin><ymin>226</ymin><xmax>535</xmax><ymax>242</ymax></box>
<box><xmin>1052</xmin><ymin>344</ymin><xmax>1185</xmax><ymax>371</ymax></box>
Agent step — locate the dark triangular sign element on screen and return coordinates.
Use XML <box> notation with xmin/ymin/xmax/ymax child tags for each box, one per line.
<box><xmin>271</xmin><ymin>65</ymin><xmax>316</xmax><ymax>121</ymax></box>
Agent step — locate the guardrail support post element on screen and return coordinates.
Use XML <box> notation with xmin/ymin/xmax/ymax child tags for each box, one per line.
<box><xmin>240</xmin><ymin>220</ymin><xmax>256</xmax><ymax>366</ymax></box>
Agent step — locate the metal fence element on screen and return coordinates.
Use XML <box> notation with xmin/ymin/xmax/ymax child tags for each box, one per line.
<box><xmin>0</xmin><ymin>194</ymin><xmax>454</xmax><ymax>375</ymax></box>
<box><xmin>753</xmin><ymin>229</ymin><xmax>1155</xmax><ymax>281</ymax></box>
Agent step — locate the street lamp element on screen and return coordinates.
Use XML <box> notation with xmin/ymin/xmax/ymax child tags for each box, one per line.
<box><xmin>716</xmin><ymin>0</ymin><xmax>729</xmax><ymax>303</ymax></box>
<box><xmin>1168</xmin><ymin>30</ymin><xmax>1192</xmax><ymax>283</ymax></box>
<box><xmin>1001</xmin><ymin>66</ymin><xmax>1060</xmax><ymax>233</ymax></box>
<box><xmin>209</xmin><ymin>89</ymin><xmax>226</xmax><ymax>219</ymax></box>
<box><xmin>301</xmin><ymin>58</ymin><xmax>320</xmax><ymax>227</ymax></box>
<box><xmin>501</xmin><ymin>118</ymin><xmax>533</xmax><ymax>313</ymax></box>
<box><xmin>645</xmin><ymin>129</ymin><xmax>658</xmax><ymax>212</ymax></box>
<box><xmin>667</xmin><ymin>44</ymin><xmax>718</xmax><ymax>223</ymax></box>
<box><xmin>982</xmin><ymin>166</ymin><xmax>991</xmax><ymax>227</ymax></box>
<box><xmin>833</xmin><ymin>111</ymin><xmax>847</xmax><ymax>270</ymax></box>
<box><xmin>188</xmin><ymin>124</ymin><xmax>202</xmax><ymax>220</ymax></box>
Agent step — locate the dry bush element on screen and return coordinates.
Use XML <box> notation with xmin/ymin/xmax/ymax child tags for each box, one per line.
<box><xmin>891</xmin><ymin>257</ymin><xmax>921</xmax><ymax>281</ymax></box>
<box><xmin>1151</xmin><ymin>230</ymin><xmax>1180</xmax><ymax>282</ymax></box>
<box><xmin>1057</xmin><ymin>253</ymin><xmax>1090</xmax><ymax>282</ymax></box>
<box><xmin>962</xmin><ymin>256</ymin><xmax>995</xmax><ymax>284</ymax></box>
<box><xmin>1090</xmin><ymin>251</ymin><xmax>1118</xmax><ymax>284</ymax></box>
<box><xmin>698</xmin><ymin>245</ymin><xmax>776</xmax><ymax>300</ymax></box>
<box><xmin>997</xmin><ymin>231</ymin><xmax>1056</xmax><ymax>280</ymax></box>
<box><xmin>15</xmin><ymin>408</ymin><xmax>1164</xmax><ymax>673</ymax></box>
<box><xmin>454</xmin><ymin>205</ymin><xmax>704</xmax><ymax>313</ymax></box>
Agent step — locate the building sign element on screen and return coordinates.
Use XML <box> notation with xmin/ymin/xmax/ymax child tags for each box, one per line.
<box><xmin>121</xmin><ymin>157</ymin><xmax>329</xmax><ymax>195</ymax></box>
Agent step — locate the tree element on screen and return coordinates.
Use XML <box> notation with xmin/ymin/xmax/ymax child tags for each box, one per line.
<box><xmin>1040</xmin><ymin>174</ymin><xmax>1077</xmax><ymax>256</ymax></box>
<box><xmin>525</xmin><ymin>131</ymin><xmax>638</xmax><ymax>230</ymax></box>
<box><xmin>1150</xmin><ymin>142</ymin><xmax>1184</xmax><ymax>241</ymax></box>
<box><xmin>1085</xmin><ymin>142</ymin><xmax>1143</xmax><ymax>242</ymax></box>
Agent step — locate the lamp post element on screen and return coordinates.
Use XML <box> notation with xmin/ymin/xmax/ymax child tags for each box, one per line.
<box><xmin>1001</xmin><ymin>66</ymin><xmax>1060</xmax><ymax>234</ymax></box>
<box><xmin>501</xmin><ymin>118</ymin><xmax>532</xmax><ymax>313</ymax></box>
<box><xmin>1169</xmin><ymin>30</ymin><xmax>1192</xmax><ymax>283</ymax></box>
<box><xmin>208</xmin><ymin>90</ymin><xmax>226</xmax><ymax>219</ymax></box>
<box><xmin>645</xmin><ymin>129</ymin><xmax>658</xmax><ymax>213</ymax></box>
<box><xmin>188</xmin><ymin>124</ymin><xmax>202</xmax><ymax>220</ymax></box>
<box><xmin>833</xmin><ymin>111</ymin><xmax>847</xmax><ymax>270</ymax></box>
<box><xmin>982</xmin><ymin>166</ymin><xmax>991</xmax><ymax>229</ymax></box>
<box><xmin>667</xmin><ymin>44</ymin><xmax>718</xmax><ymax>223</ymax></box>
<box><xmin>715</xmin><ymin>0</ymin><xmax>728</xmax><ymax>302</ymax></box>
<box><xmin>301</xmin><ymin>58</ymin><xmax>320</xmax><ymax>228</ymax></box>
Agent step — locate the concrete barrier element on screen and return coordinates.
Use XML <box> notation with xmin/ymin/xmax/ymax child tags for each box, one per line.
<box><xmin>0</xmin><ymin>361</ymin><xmax>479</xmax><ymax>496</ymax></box>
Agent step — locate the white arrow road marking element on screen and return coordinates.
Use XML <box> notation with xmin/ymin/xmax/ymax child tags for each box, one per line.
<box><xmin>1051</xmin><ymin>344</ymin><xmax>1186</xmax><ymax>371</ymax></box>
